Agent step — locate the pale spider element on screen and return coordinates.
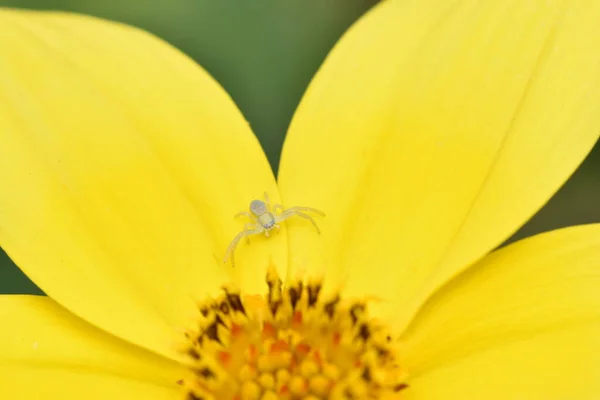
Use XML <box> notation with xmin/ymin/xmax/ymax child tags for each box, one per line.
<box><xmin>224</xmin><ymin>193</ymin><xmax>325</xmax><ymax>267</ymax></box>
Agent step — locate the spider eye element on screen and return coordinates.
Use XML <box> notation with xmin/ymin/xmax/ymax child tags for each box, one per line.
<box><xmin>250</xmin><ymin>200</ymin><xmax>267</xmax><ymax>215</ymax></box>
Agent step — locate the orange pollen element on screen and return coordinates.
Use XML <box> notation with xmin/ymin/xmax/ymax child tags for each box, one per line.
<box><xmin>179</xmin><ymin>266</ymin><xmax>409</xmax><ymax>399</ymax></box>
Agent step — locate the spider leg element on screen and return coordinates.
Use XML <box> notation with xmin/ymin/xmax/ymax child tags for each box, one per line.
<box><xmin>263</xmin><ymin>192</ymin><xmax>272</xmax><ymax>212</ymax></box>
<box><xmin>235</xmin><ymin>211</ymin><xmax>256</xmax><ymax>222</ymax></box>
<box><xmin>243</xmin><ymin>223</ymin><xmax>256</xmax><ymax>244</ymax></box>
<box><xmin>276</xmin><ymin>210</ymin><xmax>322</xmax><ymax>234</ymax></box>
<box><xmin>282</xmin><ymin>206</ymin><xmax>325</xmax><ymax>217</ymax></box>
<box><xmin>273</xmin><ymin>204</ymin><xmax>284</xmax><ymax>215</ymax></box>
<box><xmin>224</xmin><ymin>227</ymin><xmax>264</xmax><ymax>267</ymax></box>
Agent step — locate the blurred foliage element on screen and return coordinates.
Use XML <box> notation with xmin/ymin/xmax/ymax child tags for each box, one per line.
<box><xmin>0</xmin><ymin>0</ymin><xmax>599</xmax><ymax>294</ymax></box>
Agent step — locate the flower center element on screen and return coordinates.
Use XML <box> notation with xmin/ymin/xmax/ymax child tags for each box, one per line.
<box><xmin>180</xmin><ymin>266</ymin><xmax>408</xmax><ymax>399</ymax></box>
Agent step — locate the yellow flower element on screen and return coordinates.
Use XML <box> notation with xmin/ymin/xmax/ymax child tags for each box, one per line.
<box><xmin>2</xmin><ymin>0</ymin><xmax>600</xmax><ymax>399</ymax></box>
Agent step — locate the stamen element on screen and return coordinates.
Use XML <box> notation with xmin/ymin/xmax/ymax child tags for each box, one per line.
<box><xmin>180</xmin><ymin>265</ymin><xmax>409</xmax><ymax>399</ymax></box>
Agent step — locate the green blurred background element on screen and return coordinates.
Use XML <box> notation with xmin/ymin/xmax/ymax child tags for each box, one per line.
<box><xmin>1</xmin><ymin>0</ymin><xmax>599</xmax><ymax>295</ymax></box>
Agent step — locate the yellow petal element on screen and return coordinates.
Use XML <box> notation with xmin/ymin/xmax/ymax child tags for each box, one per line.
<box><xmin>399</xmin><ymin>224</ymin><xmax>600</xmax><ymax>398</ymax></box>
<box><xmin>0</xmin><ymin>295</ymin><xmax>183</xmax><ymax>399</ymax></box>
<box><xmin>278</xmin><ymin>0</ymin><xmax>600</xmax><ymax>330</ymax></box>
<box><xmin>404</xmin><ymin>322</ymin><xmax>600</xmax><ymax>400</ymax></box>
<box><xmin>0</xmin><ymin>10</ymin><xmax>283</xmax><ymax>359</ymax></box>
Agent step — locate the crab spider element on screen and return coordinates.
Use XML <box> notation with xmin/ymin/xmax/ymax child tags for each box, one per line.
<box><xmin>224</xmin><ymin>193</ymin><xmax>325</xmax><ymax>267</ymax></box>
